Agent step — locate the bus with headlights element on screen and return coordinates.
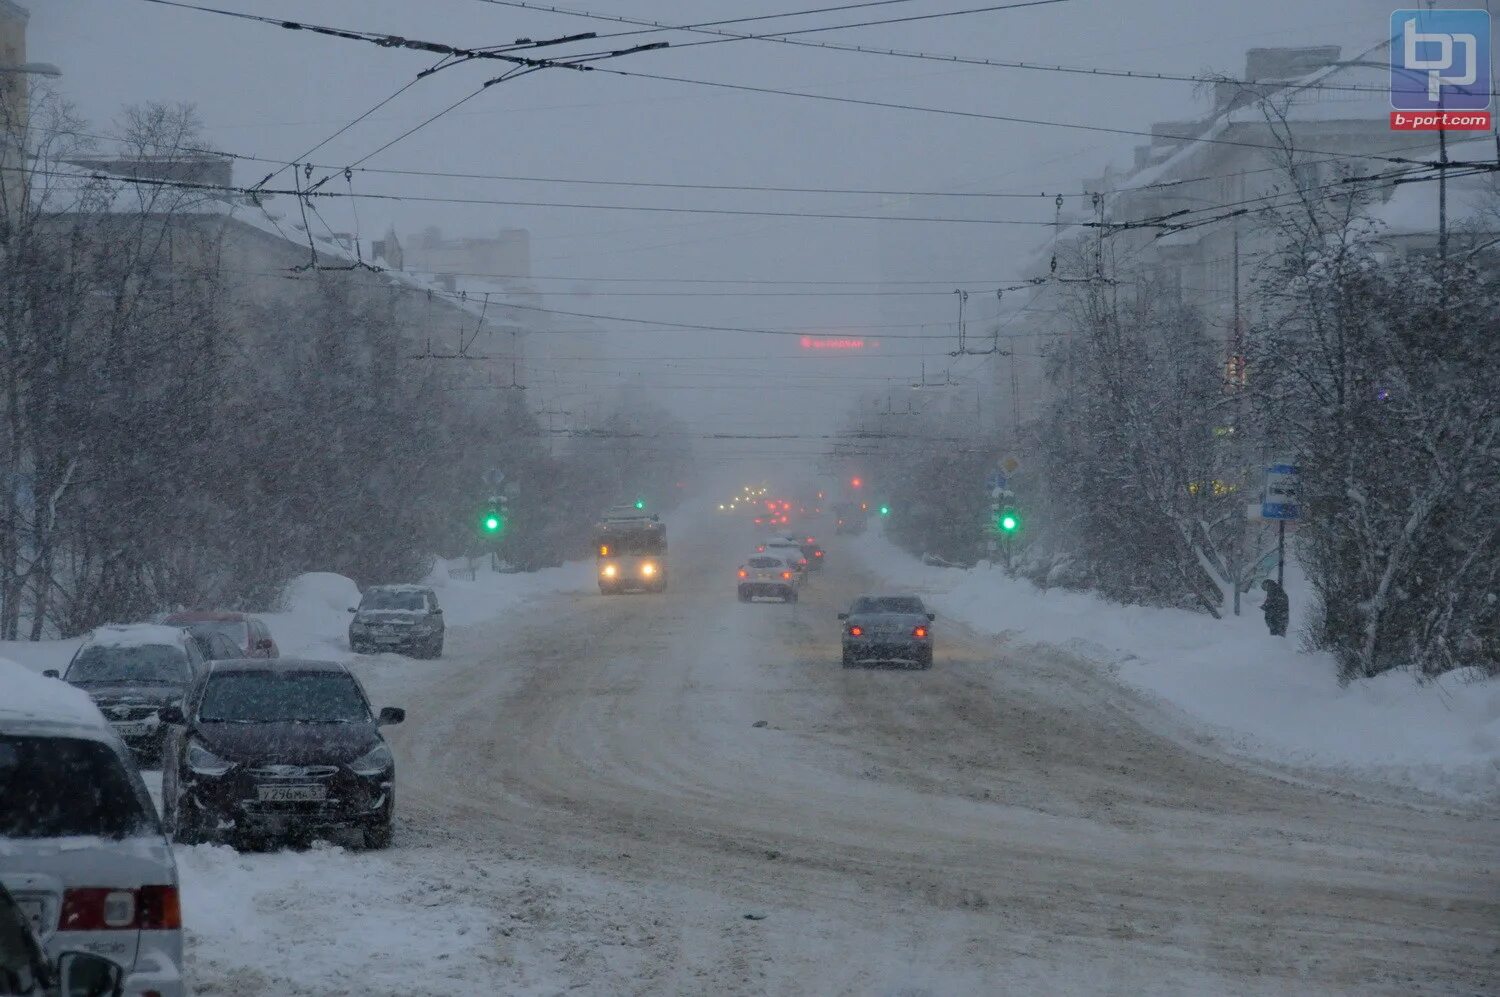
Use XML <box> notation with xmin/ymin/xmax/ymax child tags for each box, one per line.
<box><xmin>594</xmin><ymin>510</ymin><xmax>668</xmax><ymax>594</ymax></box>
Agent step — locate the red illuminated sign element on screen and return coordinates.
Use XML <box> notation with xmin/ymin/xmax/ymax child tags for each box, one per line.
<box><xmin>800</xmin><ymin>336</ymin><xmax>867</xmax><ymax>350</ymax></box>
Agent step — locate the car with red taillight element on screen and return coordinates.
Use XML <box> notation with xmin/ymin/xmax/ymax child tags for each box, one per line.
<box><xmin>839</xmin><ymin>594</ymin><xmax>935</xmax><ymax>669</ymax></box>
<box><xmin>0</xmin><ymin>661</ymin><xmax>185</xmax><ymax>997</ymax></box>
<box><xmin>737</xmin><ymin>555</ymin><xmax>800</xmax><ymax>603</ymax></box>
<box><xmin>161</xmin><ymin>610</ymin><xmax>278</xmax><ymax>659</ymax></box>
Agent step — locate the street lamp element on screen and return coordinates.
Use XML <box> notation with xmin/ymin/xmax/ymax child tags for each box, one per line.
<box><xmin>0</xmin><ymin>63</ymin><xmax>62</xmax><ymax>77</ymax></box>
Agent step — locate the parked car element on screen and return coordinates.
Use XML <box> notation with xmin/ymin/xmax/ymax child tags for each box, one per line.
<box><xmin>737</xmin><ymin>555</ymin><xmax>800</xmax><ymax>603</ymax></box>
<box><xmin>159</xmin><ymin>659</ymin><xmax>405</xmax><ymax>849</ymax></box>
<box><xmin>185</xmin><ymin>629</ymin><xmax>246</xmax><ymax>663</ymax></box>
<box><xmin>0</xmin><ymin>662</ymin><xmax>185</xmax><ymax>997</ymax></box>
<box><xmin>161</xmin><ymin>611</ymin><xmax>278</xmax><ymax>659</ymax></box>
<box><xmin>0</xmin><ymin>882</ymin><xmax>128</xmax><ymax>997</ymax></box>
<box><xmin>839</xmin><ymin>594</ymin><xmax>935</xmax><ymax>669</ymax></box>
<box><xmin>347</xmin><ymin>585</ymin><xmax>444</xmax><ymax>658</ymax></box>
<box><xmin>48</xmin><ymin>625</ymin><xmax>207</xmax><ymax>762</ymax></box>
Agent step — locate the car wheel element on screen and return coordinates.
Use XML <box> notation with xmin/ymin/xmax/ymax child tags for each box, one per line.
<box><xmin>738</xmin><ymin>587</ymin><xmax>751</xmax><ymax>602</ymax></box>
<box><xmin>841</xmin><ymin>648</ymin><xmax>856</xmax><ymax>668</ymax></box>
<box><xmin>785</xmin><ymin>589</ymin><xmax>798</xmax><ymax>603</ymax></box>
<box><xmin>363</xmin><ymin>819</ymin><xmax>393</xmax><ymax>850</ymax></box>
<box><xmin>169</xmin><ymin>793</ymin><xmax>208</xmax><ymax>845</ymax></box>
<box><xmin>917</xmin><ymin>649</ymin><xmax>933</xmax><ymax>670</ymax></box>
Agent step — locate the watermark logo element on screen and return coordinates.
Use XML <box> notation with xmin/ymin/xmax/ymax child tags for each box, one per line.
<box><xmin>1390</xmin><ymin>8</ymin><xmax>1491</xmax><ymax>130</ymax></box>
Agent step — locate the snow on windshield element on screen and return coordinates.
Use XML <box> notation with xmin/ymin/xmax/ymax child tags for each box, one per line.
<box><xmin>199</xmin><ymin>672</ymin><xmax>370</xmax><ymax>723</ymax></box>
<box><xmin>65</xmin><ymin>644</ymin><xmax>190</xmax><ymax>685</ymax></box>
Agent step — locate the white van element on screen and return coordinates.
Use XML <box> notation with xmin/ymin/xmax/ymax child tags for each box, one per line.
<box><xmin>0</xmin><ymin>662</ymin><xmax>185</xmax><ymax>997</ymax></box>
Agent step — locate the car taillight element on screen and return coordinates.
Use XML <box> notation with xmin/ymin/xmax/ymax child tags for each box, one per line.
<box><xmin>61</xmin><ymin>886</ymin><xmax>177</xmax><ymax>931</ymax></box>
<box><xmin>913</xmin><ymin>626</ymin><xmax>928</xmax><ymax>638</ymax></box>
<box><xmin>138</xmin><ymin>885</ymin><xmax>182</xmax><ymax>930</ymax></box>
<box><xmin>848</xmin><ymin>625</ymin><xmax>864</xmax><ymax>636</ymax></box>
<box><xmin>815</xmin><ymin>551</ymin><xmax>823</xmax><ymax>557</ymax></box>
<box><xmin>738</xmin><ymin>569</ymin><xmax>747</xmax><ymax>578</ymax></box>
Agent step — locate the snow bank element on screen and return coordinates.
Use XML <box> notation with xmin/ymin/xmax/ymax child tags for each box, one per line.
<box><xmin>851</xmin><ymin>529</ymin><xmax>1500</xmax><ymax>802</ymax></box>
<box><xmin>263</xmin><ymin>572</ymin><xmax>365</xmax><ymax>661</ymax></box>
<box><xmin>420</xmin><ymin>557</ymin><xmax>594</xmax><ymax>628</ymax></box>
<box><xmin>86</xmin><ymin>623</ymin><xmax>190</xmax><ymax>648</ymax></box>
<box><xmin>0</xmin><ymin>657</ymin><xmax>104</xmax><ymax>727</ymax></box>
<box><xmin>176</xmin><ymin>842</ymin><xmax>502</xmax><ymax>995</ymax></box>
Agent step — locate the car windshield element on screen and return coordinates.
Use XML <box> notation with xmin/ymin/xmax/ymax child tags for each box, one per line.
<box><xmin>199</xmin><ymin>671</ymin><xmax>371</xmax><ymax>723</ymax></box>
<box><xmin>188</xmin><ymin>620</ymin><xmax>248</xmax><ymax>644</ymax></box>
<box><xmin>65</xmin><ymin>643</ymin><xmax>189</xmax><ymax>685</ymax></box>
<box><xmin>851</xmin><ymin>597</ymin><xmax>925</xmax><ymax>615</ymax></box>
<box><xmin>359</xmin><ymin>590</ymin><xmax>425</xmax><ymax>612</ymax></box>
<box><xmin>0</xmin><ymin>735</ymin><xmax>156</xmax><ymax>839</ymax></box>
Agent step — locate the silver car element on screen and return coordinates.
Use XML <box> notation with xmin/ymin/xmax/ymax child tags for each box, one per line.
<box><xmin>1</xmin><ymin>667</ymin><xmax>186</xmax><ymax>997</ymax></box>
<box><xmin>839</xmin><ymin>595</ymin><xmax>935</xmax><ymax>669</ymax></box>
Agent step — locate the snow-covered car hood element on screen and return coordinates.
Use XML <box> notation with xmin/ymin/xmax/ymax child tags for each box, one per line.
<box><xmin>75</xmin><ymin>684</ymin><xmax>184</xmax><ymax>709</ymax></box>
<box><xmin>195</xmin><ymin>720</ymin><xmax>382</xmax><ymax>766</ymax></box>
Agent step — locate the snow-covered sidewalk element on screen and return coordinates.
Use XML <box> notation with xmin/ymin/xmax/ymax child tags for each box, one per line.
<box><xmin>849</xmin><ymin>529</ymin><xmax>1500</xmax><ymax>803</ymax></box>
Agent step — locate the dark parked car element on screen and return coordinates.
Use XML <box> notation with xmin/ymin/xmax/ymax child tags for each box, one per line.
<box><xmin>839</xmin><ymin>595</ymin><xmax>936</xmax><ymax>669</ymax></box>
<box><xmin>159</xmin><ymin>659</ymin><xmax>404</xmax><ymax>849</ymax></box>
<box><xmin>48</xmin><ymin>624</ymin><xmax>207</xmax><ymax>761</ymax></box>
<box><xmin>162</xmin><ymin>611</ymin><xmax>278</xmax><ymax>659</ymax></box>
<box><xmin>347</xmin><ymin>585</ymin><xmax>444</xmax><ymax>658</ymax></box>
<box><xmin>186</xmin><ymin>630</ymin><xmax>246</xmax><ymax>663</ymax></box>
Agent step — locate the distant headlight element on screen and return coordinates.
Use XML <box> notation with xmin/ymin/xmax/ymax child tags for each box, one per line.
<box><xmin>187</xmin><ymin>739</ymin><xmax>234</xmax><ymax>777</ymax></box>
<box><xmin>602</xmin><ymin>564</ymin><xmax>618</xmax><ymax>578</ymax></box>
<box><xmin>348</xmin><ymin>742</ymin><xmax>394</xmax><ymax>777</ymax></box>
<box><xmin>641</xmin><ymin>562</ymin><xmax>657</xmax><ymax>577</ymax></box>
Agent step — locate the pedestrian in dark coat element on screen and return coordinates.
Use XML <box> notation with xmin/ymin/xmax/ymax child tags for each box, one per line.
<box><xmin>1261</xmin><ymin>579</ymin><xmax>1289</xmax><ymax>637</ymax></box>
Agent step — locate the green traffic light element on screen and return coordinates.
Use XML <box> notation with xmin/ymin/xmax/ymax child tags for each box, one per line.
<box><xmin>999</xmin><ymin>510</ymin><xmax>1019</xmax><ymax>533</ymax></box>
<box><xmin>482</xmin><ymin>512</ymin><xmax>504</xmax><ymax>534</ymax></box>
<box><xmin>634</xmin><ymin>499</ymin><xmax>645</xmax><ymax>510</ymax></box>
<box><xmin>879</xmin><ymin>505</ymin><xmax>890</xmax><ymax>516</ymax></box>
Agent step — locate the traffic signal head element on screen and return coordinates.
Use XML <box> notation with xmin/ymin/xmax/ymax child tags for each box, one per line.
<box><xmin>878</xmin><ymin>505</ymin><xmax>890</xmax><ymax>516</ymax></box>
<box><xmin>851</xmin><ymin>477</ymin><xmax>863</xmax><ymax>489</ymax></box>
<box><xmin>634</xmin><ymin>499</ymin><xmax>645</xmax><ymax>510</ymax></box>
<box><xmin>998</xmin><ymin>507</ymin><xmax>1020</xmax><ymax>533</ymax></box>
<box><xmin>481</xmin><ymin>510</ymin><xmax>505</xmax><ymax>535</ymax></box>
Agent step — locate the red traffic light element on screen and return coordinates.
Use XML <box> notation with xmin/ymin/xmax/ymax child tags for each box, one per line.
<box><xmin>851</xmin><ymin>477</ymin><xmax>862</xmax><ymax>489</ymax></box>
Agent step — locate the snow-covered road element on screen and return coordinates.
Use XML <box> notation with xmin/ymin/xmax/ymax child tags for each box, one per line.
<box><xmin>182</xmin><ymin>519</ymin><xmax>1498</xmax><ymax>994</ymax></box>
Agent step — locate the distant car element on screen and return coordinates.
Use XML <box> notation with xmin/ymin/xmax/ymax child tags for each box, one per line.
<box><xmin>347</xmin><ymin>585</ymin><xmax>444</xmax><ymax>658</ymax></box>
<box><xmin>161</xmin><ymin>611</ymin><xmax>278</xmax><ymax>659</ymax></box>
<box><xmin>49</xmin><ymin>624</ymin><xmax>208</xmax><ymax>761</ymax></box>
<box><xmin>0</xmin><ymin>663</ymin><xmax>185</xmax><ymax>996</ymax></box>
<box><xmin>839</xmin><ymin>595</ymin><xmax>935</xmax><ymax>669</ymax></box>
<box><xmin>757</xmin><ymin>539</ymin><xmax>810</xmax><ymax>577</ymax></box>
<box><xmin>158</xmin><ymin>658</ymin><xmax>405</xmax><ymax>850</ymax></box>
<box><xmin>737</xmin><ymin>555</ymin><xmax>800</xmax><ymax>603</ymax></box>
<box><xmin>793</xmin><ymin>536</ymin><xmax>825</xmax><ymax>570</ymax></box>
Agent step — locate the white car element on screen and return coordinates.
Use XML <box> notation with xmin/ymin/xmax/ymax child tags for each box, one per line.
<box><xmin>737</xmin><ymin>554</ymin><xmax>801</xmax><ymax>603</ymax></box>
<box><xmin>756</xmin><ymin>539</ymin><xmax>810</xmax><ymax>578</ymax></box>
<box><xmin>0</xmin><ymin>662</ymin><xmax>185</xmax><ymax>997</ymax></box>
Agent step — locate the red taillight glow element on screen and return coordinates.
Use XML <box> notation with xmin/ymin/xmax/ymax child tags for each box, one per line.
<box><xmin>61</xmin><ymin>886</ymin><xmax>179</xmax><ymax>931</ymax></box>
<box><xmin>913</xmin><ymin>626</ymin><xmax>928</xmax><ymax>638</ymax></box>
<box><xmin>738</xmin><ymin>569</ymin><xmax>747</xmax><ymax>578</ymax></box>
<box><xmin>814</xmin><ymin>550</ymin><xmax>823</xmax><ymax>557</ymax></box>
<box><xmin>781</xmin><ymin>571</ymin><xmax>792</xmax><ymax>579</ymax></box>
<box><xmin>848</xmin><ymin>625</ymin><xmax>864</xmax><ymax>636</ymax></box>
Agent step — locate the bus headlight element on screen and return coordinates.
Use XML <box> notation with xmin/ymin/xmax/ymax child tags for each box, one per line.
<box><xmin>641</xmin><ymin>562</ymin><xmax>657</xmax><ymax>577</ymax></box>
<box><xmin>601</xmin><ymin>564</ymin><xmax>618</xmax><ymax>578</ymax></box>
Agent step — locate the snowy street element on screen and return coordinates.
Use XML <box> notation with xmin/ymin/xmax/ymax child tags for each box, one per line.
<box><xmin>175</xmin><ymin>520</ymin><xmax>1498</xmax><ymax>995</ymax></box>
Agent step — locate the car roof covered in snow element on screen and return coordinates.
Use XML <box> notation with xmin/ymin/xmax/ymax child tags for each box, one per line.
<box><xmin>0</xmin><ymin>658</ymin><xmax>112</xmax><ymax>737</ymax></box>
<box><xmin>206</xmin><ymin>657</ymin><xmax>351</xmax><ymax>676</ymax></box>
<box><xmin>362</xmin><ymin>584</ymin><xmax>433</xmax><ymax>594</ymax></box>
<box><xmin>82</xmin><ymin>623</ymin><xmax>192</xmax><ymax>648</ymax></box>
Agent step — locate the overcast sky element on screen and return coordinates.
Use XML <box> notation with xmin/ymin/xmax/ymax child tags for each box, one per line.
<box><xmin>30</xmin><ymin>0</ymin><xmax>1402</xmax><ymax>446</ymax></box>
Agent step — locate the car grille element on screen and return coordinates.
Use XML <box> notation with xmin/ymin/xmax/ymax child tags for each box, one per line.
<box><xmin>246</xmin><ymin>765</ymin><xmax>339</xmax><ymax>780</ymax></box>
<box><xmin>100</xmin><ymin>703</ymin><xmax>159</xmax><ymax>722</ymax></box>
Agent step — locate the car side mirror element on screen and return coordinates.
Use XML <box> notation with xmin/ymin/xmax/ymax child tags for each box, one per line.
<box><xmin>378</xmin><ymin>707</ymin><xmax>405</xmax><ymax>726</ymax></box>
<box><xmin>431</xmin><ymin>608</ymin><xmax>443</xmax><ymax>615</ymax></box>
<box><xmin>927</xmin><ymin>613</ymin><xmax>936</xmax><ymax>622</ymax></box>
<box><xmin>58</xmin><ymin>951</ymin><xmax>126</xmax><ymax>997</ymax></box>
<box><xmin>158</xmin><ymin>705</ymin><xmax>185</xmax><ymax>726</ymax></box>
<box><xmin>837</xmin><ymin>612</ymin><xmax>849</xmax><ymax>620</ymax></box>
<box><xmin>255</xmin><ymin>637</ymin><xmax>274</xmax><ymax>650</ymax></box>
<box><xmin>43</xmin><ymin>669</ymin><xmax>60</xmax><ymax>679</ymax></box>
<box><xmin>347</xmin><ymin>607</ymin><xmax>357</xmax><ymax>613</ymax></box>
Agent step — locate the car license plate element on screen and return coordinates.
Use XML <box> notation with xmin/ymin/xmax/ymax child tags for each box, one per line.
<box><xmin>111</xmin><ymin>720</ymin><xmax>152</xmax><ymax>736</ymax></box>
<box><xmin>257</xmin><ymin>784</ymin><xmax>326</xmax><ymax>802</ymax></box>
